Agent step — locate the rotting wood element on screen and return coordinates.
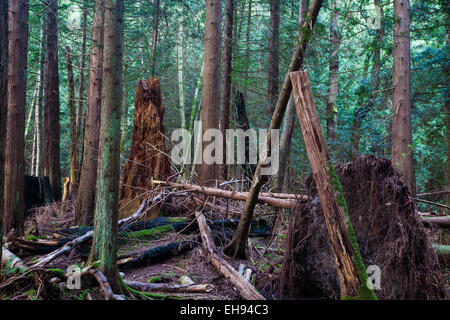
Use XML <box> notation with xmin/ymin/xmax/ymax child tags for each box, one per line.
<box><xmin>195</xmin><ymin>211</ymin><xmax>265</xmax><ymax>300</ymax></box>
<box><xmin>1</xmin><ymin>247</ymin><xmax>28</xmax><ymax>272</ymax></box>
<box><xmin>290</xmin><ymin>70</ymin><xmax>376</xmax><ymax>299</ymax></box>
<box><xmin>124</xmin><ymin>280</ymin><xmax>214</xmax><ymax>293</ymax></box>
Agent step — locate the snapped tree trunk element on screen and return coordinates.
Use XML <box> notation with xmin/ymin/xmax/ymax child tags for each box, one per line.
<box><xmin>75</xmin><ymin>0</ymin><xmax>105</xmax><ymax>226</ymax></box>
<box><xmin>224</xmin><ymin>0</ymin><xmax>324</xmax><ymax>259</ymax></box>
<box><xmin>43</xmin><ymin>0</ymin><xmax>61</xmax><ymax>201</ymax></box>
<box><xmin>119</xmin><ymin>78</ymin><xmax>170</xmax><ymax>219</ymax></box>
<box><xmin>392</xmin><ymin>0</ymin><xmax>416</xmax><ymax>197</ymax></box>
<box><xmin>3</xmin><ymin>0</ymin><xmax>29</xmax><ymax>237</ymax></box>
<box><xmin>198</xmin><ymin>0</ymin><xmax>222</xmax><ymax>185</ymax></box>
<box><xmin>290</xmin><ymin>70</ymin><xmax>376</xmax><ymax>299</ymax></box>
<box><xmin>88</xmin><ymin>0</ymin><xmax>124</xmax><ymax>294</ymax></box>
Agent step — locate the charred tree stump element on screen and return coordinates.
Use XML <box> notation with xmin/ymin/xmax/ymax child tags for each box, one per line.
<box><xmin>119</xmin><ymin>78</ymin><xmax>170</xmax><ymax>219</ymax></box>
<box><xmin>289</xmin><ymin>70</ymin><xmax>376</xmax><ymax>299</ymax></box>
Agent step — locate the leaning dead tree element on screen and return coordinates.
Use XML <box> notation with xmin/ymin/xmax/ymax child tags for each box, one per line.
<box><xmin>119</xmin><ymin>78</ymin><xmax>170</xmax><ymax>219</ymax></box>
<box><xmin>288</xmin><ymin>70</ymin><xmax>376</xmax><ymax>299</ymax></box>
<box><xmin>225</xmin><ymin>0</ymin><xmax>324</xmax><ymax>259</ymax></box>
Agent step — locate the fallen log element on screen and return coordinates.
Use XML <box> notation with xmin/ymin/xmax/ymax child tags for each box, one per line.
<box><xmin>195</xmin><ymin>211</ymin><xmax>265</xmax><ymax>300</ymax></box>
<box><xmin>124</xmin><ymin>280</ymin><xmax>214</xmax><ymax>293</ymax></box>
<box><xmin>417</xmin><ymin>190</ymin><xmax>450</xmax><ymax>197</ymax></box>
<box><xmin>151</xmin><ymin>180</ymin><xmax>303</xmax><ymax>209</ymax></box>
<box><xmin>432</xmin><ymin>244</ymin><xmax>450</xmax><ymax>265</ymax></box>
<box><xmin>1</xmin><ymin>246</ymin><xmax>28</xmax><ymax>272</ymax></box>
<box><xmin>420</xmin><ymin>216</ymin><xmax>450</xmax><ymax>228</ymax></box>
<box><xmin>118</xmin><ymin>238</ymin><xmax>199</xmax><ymax>270</ymax></box>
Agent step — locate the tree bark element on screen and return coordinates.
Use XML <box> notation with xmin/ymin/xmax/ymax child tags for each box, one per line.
<box><xmin>88</xmin><ymin>0</ymin><xmax>124</xmax><ymax>294</ymax></box>
<box><xmin>198</xmin><ymin>0</ymin><xmax>222</xmax><ymax>185</ymax></box>
<box><xmin>290</xmin><ymin>70</ymin><xmax>376</xmax><ymax>299</ymax></box>
<box><xmin>219</xmin><ymin>0</ymin><xmax>234</xmax><ymax>181</ymax></box>
<box><xmin>224</xmin><ymin>0</ymin><xmax>324</xmax><ymax>259</ymax></box>
<box><xmin>77</xmin><ymin>4</ymin><xmax>88</xmax><ymax>161</ymax></box>
<box><xmin>0</xmin><ymin>0</ymin><xmax>8</xmax><ymax>267</ymax></box>
<box><xmin>267</xmin><ymin>0</ymin><xmax>280</xmax><ymax>120</ymax></box>
<box><xmin>43</xmin><ymin>0</ymin><xmax>61</xmax><ymax>201</ymax></box>
<box><xmin>326</xmin><ymin>0</ymin><xmax>339</xmax><ymax>144</ymax></box>
<box><xmin>243</xmin><ymin>0</ymin><xmax>252</xmax><ymax>100</ymax></box>
<box><xmin>150</xmin><ymin>0</ymin><xmax>159</xmax><ymax>77</ymax></box>
<box><xmin>75</xmin><ymin>0</ymin><xmax>105</xmax><ymax>225</ymax></box>
<box><xmin>3</xmin><ymin>0</ymin><xmax>29</xmax><ymax>237</ymax></box>
<box><xmin>392</xmin><ymin>0</ymin><xmax>416</xmax><ymax>197</ymax></box>
<box><xmin>65</xmin><ymin>46</ymin><xmax>79</xmax><ymax>196</ymax></box>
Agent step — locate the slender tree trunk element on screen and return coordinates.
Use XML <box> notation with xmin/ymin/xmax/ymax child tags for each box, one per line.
<box><xmin>0</xmin><ymin>0</ymin><xmax>8</xmax><ymax>264</ymax></box>
<box><xmin>75</xmin><ymin>0</ymin><xmax>105</xmax><ymax>225</ymax></box>
<box><xmin>43</xmin><ymin>0</ymin><xmax>61</xmax><ymax>201</ymax></box>
<box><xmin>150</xmin><ymin>0</ymin><xmax>159</xmax><ymax>77</ymax></box>
<box><xmin>392</xmin><ymin>0</ymin><xmax>416</xmax><ymax>196</ymax></box>
<box><xmin>36</xmin><ymin>15</ymin><xmax>45</xmax><ymax>178</ymax></box>
<box><xmin>120</xmin><ymin>87</ymin><xmax>129</xmax><ymax>153</ymax></box>
<box><xmin>4</xmin><ymin>0</ymin><xmax>29</xmax><ymax>237</ymax></box>
<box><xmin>243</xmin><ymin>0</ymin><xmax>252</xmax><ymax>100</ymax></box>
<box><xmin>444</xmin><ymin>5</ymin><xmax>450</xmax><ymax>209</ymax></box>
<box><xmin>273</xmin><ymin>0</ymin><xmax>309</xmax><ymax>192</ymax></box>
<box><xmin>225</xmin><ymin>0</ymin><xmax>324</xmax><ymax>259</ymax></box>
<box><xmin>219</xmin><ymin>0</ymin><xmax>234</xmax><ymax>180</ymax></box>
<box><xmin>198</xmin><ymin>0</ymin><xmax>222</xmax><ymax>185</ymax></box>
<box><xmin>88</xmin><ymin>0</ymin><xmax>124</xmax><ymax>294</ymax></box>
<box><xmin>77</xmin><ymin>5</ymin><xmax>88</xmax><ymax>161</ymax></box>
<box><xmin>177</xmin><ymin>18</ymin><xmax>185</xmax><ymax>129</ymax></box>
<box><xmin>267</xmin><ymin>0</ymin><xmax>280</xmax><ymax>120</ymax></box>
<box><xmin>326</xmin><ymin>0</ymin><xmax>339</xmax><ymax>144</ymax></box>
<box><xmin>66</xmin><ymin>46</ymin><xmax>79</xmax><ymax>196</ymax></box>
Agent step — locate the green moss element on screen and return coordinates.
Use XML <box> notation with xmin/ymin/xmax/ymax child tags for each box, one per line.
<box><xmin>167</xmin><ymin>217</ymin><xmax>188</xmax><ymax>223</ymax></box>
<box><xmin>26</xmin><ymin>235</ymin><xmax>38</xmax><ymax>241</ymax></box>
<box><xmin>48</xmin><ymin>268</ymin><xmax>66</xmax><ymax>279</ymax></box>
<box><xmin>121</xmin><ymin>224</ymin><xmax>174</xmax><ymax>241</ymax></box>
<box><xmin>328</xmin><ymin>161</ymin><xmax>378</xmax><ymax>300</ymax></box>
<box><xmin>147</xmin><ymin>276</ymin><xmax>163</xmax><ymax>283</ymax></box>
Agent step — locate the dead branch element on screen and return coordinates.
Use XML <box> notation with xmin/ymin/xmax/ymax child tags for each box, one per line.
<box><xmin>417</xmin><ymin>190</ymin><xmax>450</xmax><ymax>197</ymax></box>
<box><xmin>194</xmin><ymin>211</ymin><xmax>265</xmax><ymax>300</ymax></box>
<box><xmin>413</xmin><ymin>198</ymin><xmax>450</xmax><ymax>210</ymax></box>
<box><xmin>420</xmin><ymin>215</ymin><xmax>450</xmax><ymax>228</ymax></box>
<box><xmin>152</xmin><ymin>180</ymin><xmax>303</xmax><ymax>209</ymax></box>
<box><xmin>123</xmin><ymin>280</ymin><xmax>214</xmax><ymax>293</ymax></box>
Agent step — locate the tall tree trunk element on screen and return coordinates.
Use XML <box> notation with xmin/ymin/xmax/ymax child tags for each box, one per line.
<box><xmin>75</xmin><ymin>0</ymin><xmax>105</xmax><ymax>225</ymax></box>
<box><xmin>43</xmin><ymin>0</ymin><xmax>61</xmax><ymax>201</ymax></box>
<box><xmin>150</xmin><ymin>0</ymin><xmax>159</xmax><ymax>77</ymax></box>
<box><xmin>4</xmin><ymin>0</ymin><xmax>29</xmax><ymax>237</ymax></box>
<box><xmin>198</xmin><ymin>0</ymin><xmax>222</xmax><ymax>185</ymax></box>
<box><xmin>267</xmin><ymin>0</ymin><xmax>280</xmax><ymax>120</ymax></box>
<box><xmin>66</xmin><ymin>46</ymin><xmax>78</xmax><ymax>196</ymax></box>
<box><xmin>36</xmin><ymin>14</ymin><xmax>45</xmax><ymax>178</ymax></box>
<box><xmin>177</xmin><ymin>18</ymin><xmax>185</xmax><ymax>129</ymax></box>
<box><xmin>243</xmin><ymin>0</ymin><xmax>252</xmax><ymax>100</ymax></box>
<box><xmin>392</xmin><ymin>0</ymin><xmax>416</xmax><ymax>196</ymax></box>
<box><xmin>444</xmin><ymin>4</ymin><xmax>450</xmax><ymax>209</ymax></box>
<box><xmin>219</xmin><ymin>0</ymin><xmax>234</xmax><ymax>181</ymax></box>
<box><xmin>88</xmin><ymin>0</ymin><xmax>124</xmax><ymax>293</ymax></box>
<box><xmin>273</xmin><ymin>0</ymin><xmax>309</xmax><ymax>192</ymax></box>
<box><xmin>120</xmin><ymin>87</ymin><xmax>129</xmax><ymax>153</ymax></box>
<box><xmin>326</xmin><ymin>0</ymin><xmax>339</xmax><ymax>144</ymax></box>
<box><xmin>225</xmin><ymin>0</ymin><xmax>324</xmax><ymax>259</ymax></box>
<box><xmin>77</xmin><ymin>4</ymin><xmax>88</xmax><ymax>160</ymax></box>
<box><xmin>0</xmin><ymin>0</ymin><xmax>8</xmax><ymax>264</ymax></box>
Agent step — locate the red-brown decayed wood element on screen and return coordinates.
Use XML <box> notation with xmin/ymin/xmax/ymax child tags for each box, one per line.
<box><xmin>119</xmin><ymin>78</ymin><xmax>170</xmax><ymax>219</ymax></box>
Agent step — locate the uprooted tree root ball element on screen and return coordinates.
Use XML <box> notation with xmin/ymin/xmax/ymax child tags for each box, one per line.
<box><xmin>280</xmin><ymin>155</ymin><xmax>448</xmax><ymax>300</ymax></box>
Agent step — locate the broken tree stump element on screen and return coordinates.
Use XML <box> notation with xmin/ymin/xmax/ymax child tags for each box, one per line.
<box><xmin>289</xmin><ymin>70</ymin><xmax>376</xmax><ymax>299</ymax></box>
<box><xmin>119</xmin><ymin>78</ymin><xmax>170</xmax><ymax>219</ymax></box>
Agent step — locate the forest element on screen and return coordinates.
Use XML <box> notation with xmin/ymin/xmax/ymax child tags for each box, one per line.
<box><xmin>0</xmin><ymin>0</ymin><xmax>449</xmax><ymax>303</ymax></box>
